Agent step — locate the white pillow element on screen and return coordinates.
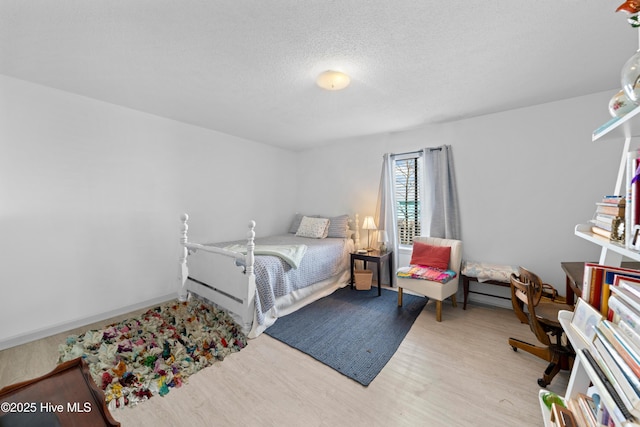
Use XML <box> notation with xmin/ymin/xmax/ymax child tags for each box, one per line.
<box><xmin>296</xmin><ymin>216</ymin><xmax>330</xmax><ymax>239</ymax></box>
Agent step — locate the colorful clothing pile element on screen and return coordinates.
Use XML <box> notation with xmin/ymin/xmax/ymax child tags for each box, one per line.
<box><xmin>397</xmin><ymin>265</ymin><xmax>457</xmax><ymax>283</ymax></box>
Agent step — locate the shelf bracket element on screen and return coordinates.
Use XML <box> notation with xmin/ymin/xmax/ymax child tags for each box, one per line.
<box><xmin>599</xmin><ymin>247</ymin><xmax>624</xmax><ymax>265</ymax></box>
<box><xmin>614</xmin><ymin>136</ymin><xmax>632</xmax><ymax>195</ymax></box>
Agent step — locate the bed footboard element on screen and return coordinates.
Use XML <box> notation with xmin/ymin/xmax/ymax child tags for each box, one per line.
<box><xmin>177</xmin><ymin>214</ymin><xmax>257</xmax><ymax>332</ymax></box>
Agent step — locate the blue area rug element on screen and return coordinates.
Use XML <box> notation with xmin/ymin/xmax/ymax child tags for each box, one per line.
<box><xmin>265</xmin><ymin>286</ymin><xmax>427</xmax><ymax>386</ymax></box>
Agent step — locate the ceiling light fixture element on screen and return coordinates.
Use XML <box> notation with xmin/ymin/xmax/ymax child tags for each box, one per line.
<box><xmin>316</xmin><ymin>70</ymin><xmax>351</xmax><ymax>91</ymax></box>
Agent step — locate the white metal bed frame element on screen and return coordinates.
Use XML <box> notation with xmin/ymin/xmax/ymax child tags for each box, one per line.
<box><xmin>177</xmin><ymin>213</ymin><xmax>360</xmax><ymax>337</ymax></box>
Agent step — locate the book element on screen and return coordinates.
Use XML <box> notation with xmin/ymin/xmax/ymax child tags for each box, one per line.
<box><xmin>582</xmin><ymin>263</ymin><xmax>595</xmax><ymax>305</ymax></box>
<box><xmin>550</xmin><ymin>402</ymin><xmax>578</xmax><ymax>427</ymax></box>
<box><xmin>601</xmin><ymin>195</ymin><xmax>626</xmax><ymax>205</ymax></box>
<box><xmin>607</xmin><ymin>293</ymin><xmax>640</xmax><ymax>330</ymax></box>
<box><xmin>591</xmin><ymin>225</ymin><xmax>611</xmax><ymax>240</ymax></box>
<box><xmin>582</xmin><ymin>263</ymin><xmax>604</xmax><ymax>310</ymax></box>
<box><xmin>590</xmin><ymin>219</ymin><xmax>613</xmax><ymax>232</ymax></box>
<box><xmin>595</xmin><ymin>214</ymin><xmax>617</xmax><ymax>224</ymax></box>
<box><xmin>611</xmin><ymin>285</ymin><xmax>640</xmax><ymax>316</ymax></box>
<box><xmin>581</xmin><ymin>265</ymin><xmax>640</xmax><ymax>315</ymax></box>
<box><xmin>617</xmin><ymin>275</ymin><xmax>640</xmax><ymax>300</ymax></box>
<box><xmin>627</xmin><ymin>151</ymin><xmax>640</xmax><ymax>248</ymax></box>
<box><xmin>589</xmin><ymin>266</ymin><xmax>604</xmax><ymax>310</ymax></box>
<box><xmin>619</xmin><ymin>320</ymin><xmax>640</xmax><ymax>352</ymax></box>
<box><xmin>591</xmin><ymin>226</ymin><xmax>612</xmax><ymax>240</ymax></box>
<box><xmin>581</xmin><ymin>348</ymin><xmax>634</xmax><ymax>422</ymax></box>
<box><xmin>596</xmin><ymin>203</ymin><xmax>626</xmax><ymax>217</ymax></box>
<box><xmin>598</xmin><ymin>320</ymin><xmax>640</xmax><ymax>379</ymax></box>
<box><xmin>576</xmin><ymin>393</ymin><xmax>598</xmax><ymax>427</ymax></box>
<box><xmin>567</xmin><ymin>398</ymin><xmax>590</xmax><ymax>427</ymax></box>
<box><xmin>592</xmin><ymin>332</ymin><xmax>640</xmax><ymax>415</ymax></box>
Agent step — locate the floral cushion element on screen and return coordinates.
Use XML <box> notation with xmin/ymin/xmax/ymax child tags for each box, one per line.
<box><xmin>397</xmin><ymin>265</ymin><xmax>457</xmax><ymax>284</ymax></box>
<box><xmin>460</xmin><ymin>261</ymin><xmax>517</xmax><ymax>283</ymax></box>
<box><xmin>295</xmin><ymin>216</ymin><xmax>329</xmax><ymax>238</ymax></box>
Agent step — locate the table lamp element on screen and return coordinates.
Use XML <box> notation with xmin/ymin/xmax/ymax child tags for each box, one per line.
<box><xmin>362</xmin><ymin>216</ymin><xmax>377</xmax><ymax>252</ymax></box>
<box><xmin>378</xmin><ymin>230</ymin><xmax>389</xmax><ymax>253</ymax></box>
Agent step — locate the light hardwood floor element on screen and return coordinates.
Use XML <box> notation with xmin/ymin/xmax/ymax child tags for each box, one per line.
<box><xmin>0</xmin><ymin>292</ymin><xmax>568</xmax><ymax>426</ymax></box>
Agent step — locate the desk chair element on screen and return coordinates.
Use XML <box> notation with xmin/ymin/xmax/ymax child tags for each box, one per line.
<box><xmin>508</xmin><ymin>267</ymin><xmax>574</xmax><ymax>387</ymax></box>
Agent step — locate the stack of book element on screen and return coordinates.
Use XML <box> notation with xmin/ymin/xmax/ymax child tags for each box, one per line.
<box><xmin>572</xmin><ymin>273</ymin><xmax>640</xmax><ymax>426</ymax></box>
<box><xmin>591</xmin><ymin>196</ymin><xmax>625</xmax><ymax>240</ymax></box>
<box><xmin>583</xmin><ymin>264</ymin><xmax>640</xmax><ymax>317</ymax></box>
<box><xmin>565</xmin><ymin>393</ymin><xmax>598</xmax><ymax>427</ymax></box>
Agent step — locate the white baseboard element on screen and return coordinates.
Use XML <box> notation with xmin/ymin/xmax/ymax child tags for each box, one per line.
<box><xmin>0</xmin><ymin>293</ymin><xmax>176</xmax><ymax>351</ymax></box>
<box><xmin>465</xmin><ymin>292</ymin><xmax>512</xmax><ymax>309</ymax></box>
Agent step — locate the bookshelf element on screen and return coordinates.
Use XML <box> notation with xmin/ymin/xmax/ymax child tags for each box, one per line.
<box><xmin>575</xmin><ymin>223</ymin><xmax>640</xmax><ymax>265</ymax></box>
<box><xmin>548</xmin><ymin>309</ymin><xmax>640</xmax><ymax>427</ymax></box>
<box><xmin>539</xmin><ymin>311</ymin><xmax>591</xmax><ymax>427</ymax></box>
<box><xmin>575</xmin><ymin>95</ymin><xmax>640</xmax><ymax>265</ymax></box>
<box><xmin>558</xmin><ymin>98</ymin><xmax>640</xmax><ymax>426</ymax></box>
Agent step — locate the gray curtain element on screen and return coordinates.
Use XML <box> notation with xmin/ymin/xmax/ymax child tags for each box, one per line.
<box><xmin>374</xmin><ymin>153</ymin><xmax>398</xmax><ymax>282</ymax></box>
<box><xmin>374</xmin><ymin>146</ymin><xmax>460</xmax><ymax>279</ymax></box>
<box><xmin>423</xmin><ymin>145</ymin><xmax>461</xmax><ymax>240</ymax></box>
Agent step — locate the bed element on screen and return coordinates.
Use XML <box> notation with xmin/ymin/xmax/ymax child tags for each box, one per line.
<box><xmin>177</xmin><ymin>213</ymin><xmax>359</xmax><ymax>338</ymax></box>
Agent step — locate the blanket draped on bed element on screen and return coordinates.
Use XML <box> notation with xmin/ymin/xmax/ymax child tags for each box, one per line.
<box><xmin>201</xmin><ymin>234</ymin><xmax>352</xmax><ymax>327</ymax></box>
<box><xmin>224</xmin><ymin>244</ymin><xmax>307</xmax><ymax>269</ymax></box>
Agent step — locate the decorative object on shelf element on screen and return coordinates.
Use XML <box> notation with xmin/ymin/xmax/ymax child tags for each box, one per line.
<box><xmin>378</xmin><ymin>229</ymin><xmax>389</xmax><ymax>253</ymax></box>
<box><xmin>617</xmin><ymin>0</ymin><xmax>640</xmax><ymax>27</ymax></box>
<box><xmin>632</xmin><ymin>224</ymin><xmax>640</xmax><ymax>249</ymax></box>
<box><xmin>611</xmin><ymin>216</ymin><xmax>626</xmax><ymax>242</ymax></box>
<box><xmin>609</xmin><ymin>89</ymin><xmax>637</xmax><ymax>117</ymax></box>
<box><xmin>362</xmin><ymin>216</ymin><xmax>377</xmax><ymax>251</ymax></box>
<box><xmin>541</xmin><ymin>391</ymin><xmax>565</xmax><ymax>410</ymax></box>
<box><xmin>621</xmin><ymin>50</ymin><xmax>640</xmax><ymax>102</ymax></box>
<box><xmin>570</xmin><ymin>298</ymin><xmax>602</xmax><ymax>343</ymax></box>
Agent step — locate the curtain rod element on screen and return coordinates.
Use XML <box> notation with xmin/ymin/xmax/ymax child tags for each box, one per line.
<box><xmin>391</xmin><ymin>147</ymin><xmax>442</xmax><ymax>157</ymax></box>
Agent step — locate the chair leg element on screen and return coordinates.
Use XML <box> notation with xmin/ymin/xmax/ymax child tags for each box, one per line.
<box><xmin>398</xmin><ymin>287</ymin><xmax>403</xmax><ymax>306</ymax></box>
<box><xmin>436</xmin><ymin>300</ymin><xmax>442</xmax><ymax>322</ymax></box>
<box><xmin>450</xmin><ymin>294</ymin><xmax>457</xmax><ymax>308</ymax></box>
<box><xmin>539</xmin><ymin>351</ymin><xmax>562</xmax><ymax>388</ymax></box>
<box><xmin>508</xmin><ymin>337</ymin><xmax>552</xmax><ymax>362</ymax></box>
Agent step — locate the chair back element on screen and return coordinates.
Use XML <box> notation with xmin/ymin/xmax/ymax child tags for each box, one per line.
<box><xmin>510</xmin><ymin>267</ymin><xmax>551</xmax><ymax>347</ymax></box>
<box><xmin>412</xmin><ymin>236</ymin><xmax>463</xmax><ymax>275</ymax></box>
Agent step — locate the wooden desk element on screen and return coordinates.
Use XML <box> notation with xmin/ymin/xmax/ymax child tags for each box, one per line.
<box><xmin>560</xmin><ymin>262</ymin><xmax>585</xmax><ymax>306</ymax></box>
<box><xmin>560</xmin><ymin>261</ymin><xmax>640</xmax><ymax>305</ymax></box>
<box><xmin>0</xmin><ymin>358</ymin><xmax>119</xmax><ymax>427</ymax></box>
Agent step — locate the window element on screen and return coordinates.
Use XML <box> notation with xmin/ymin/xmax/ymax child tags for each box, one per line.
<box><xmin>394</xmin><ymin>154</ymin><xmax>423</xmax><ymax>245</ymax></box>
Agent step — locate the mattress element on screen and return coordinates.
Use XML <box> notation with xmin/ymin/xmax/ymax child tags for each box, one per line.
<box><xmin>211</xmin><ymin>234</ymin><xmax>354</xmax><ymax>325</ymax></box>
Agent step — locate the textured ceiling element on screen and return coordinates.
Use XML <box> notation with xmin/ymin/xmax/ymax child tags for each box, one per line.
<box><xmin>1</xmin><ymin>0</ymin><xmax>638</xmax><ymax>150</ymax></box>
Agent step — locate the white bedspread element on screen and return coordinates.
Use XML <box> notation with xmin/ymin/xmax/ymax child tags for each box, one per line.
<box><xmin>223</xmin><ymin>243</ymin><xmax>307</xmax><ymax>269</ymax></box>
<box><xmin>212</xmin><ymin>234</ymin><xmax>353</xmax><ymax>326</ymax></box>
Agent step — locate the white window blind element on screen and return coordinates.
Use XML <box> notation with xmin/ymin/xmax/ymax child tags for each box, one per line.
<box><xmin>394</xmin><ymin>154</ymin><xmax>422</xmax><ymax>245</ymax></box>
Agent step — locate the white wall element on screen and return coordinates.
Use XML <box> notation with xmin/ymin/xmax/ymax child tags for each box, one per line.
<box><xmin>295</xmin><ymin>91</ymin><xmax>626</xmax><ymax>304</ymax></box>
<box><xmin>0</xmin><ymin>75</ymin><xmax>297</xmax><ymax>348</ymax></box>
<box><xmin>0</xmin><ymin>71</ymin><xmax>629</xmax><ymax>346</ymax></box>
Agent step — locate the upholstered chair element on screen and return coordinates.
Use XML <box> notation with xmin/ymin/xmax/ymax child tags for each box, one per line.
<box><xmin>397</xmin><ymin>236</ymin><xmax>463</xmax><ymax>321</ymax></box>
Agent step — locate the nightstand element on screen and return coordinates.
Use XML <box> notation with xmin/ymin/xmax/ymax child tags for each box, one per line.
<box><xmin>350</xmin><ymin>250</ymin><xmax>394</xmax><ymax>296</ymax></box>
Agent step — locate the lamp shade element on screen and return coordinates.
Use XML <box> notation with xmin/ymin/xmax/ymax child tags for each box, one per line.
<box><xmin>377</xmin><ymin>230</ymin><xmax>389</xmax><ymax>243</ymax></box>
<box><xmin>362</xmin><ymin>216</ymin><xmax>377</xmax><ymax>230</ymax></box>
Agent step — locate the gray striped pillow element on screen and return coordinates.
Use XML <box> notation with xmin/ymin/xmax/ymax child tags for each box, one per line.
<box><xmin>326</xmin><ymin>215</ymin><xmax>350</xmax><ymax>238</ymax></box>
